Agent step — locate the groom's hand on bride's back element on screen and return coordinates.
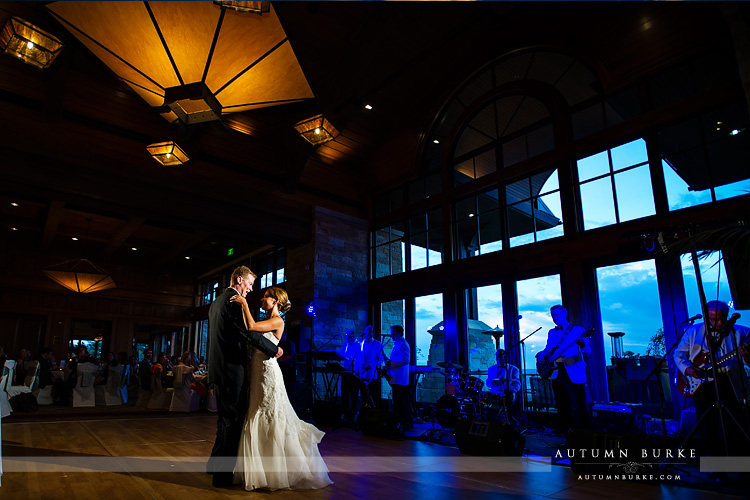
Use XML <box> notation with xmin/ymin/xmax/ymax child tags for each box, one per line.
<box><xmin>275</xmin><ymin>347</ymin><xmax>284</xmax><ymax>359</ymax></box>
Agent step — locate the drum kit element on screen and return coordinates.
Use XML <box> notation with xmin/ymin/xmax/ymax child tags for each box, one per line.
<box><xmin>432</xmin><ymin>361</ymin><xmax>510</xmax><ymax>430</ymax></box>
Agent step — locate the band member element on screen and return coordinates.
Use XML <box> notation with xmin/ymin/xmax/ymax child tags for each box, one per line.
<box><xmin>486</xmin><ymin>348</ymin><xmax>521</xmax><ymax>409</ymax></box>
<box><xmin>386</xmin><ymin>325</ymin><xmax>412</xmax><ymax>428</ymax></box>
<box><xmin>355</xmin><ymin>325</ymin><xmax>383</xmax><ymax>408</ymax></box>
<box><xmin>337</xmin><ymin>330</ymin><xmax>361</xmax><ymax>425</ymax></box>
<box><xmin>535</xmin><ymin>304</ymin><xmax>592</xmax><ymax>437</ymax></box>
<box><xmin>674</xmin><ymin>300</ymin><xmax>750</xmax><ymax>456</ymax></box>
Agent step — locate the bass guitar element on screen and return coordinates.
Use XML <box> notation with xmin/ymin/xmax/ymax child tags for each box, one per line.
<box><xmin>536</xmin><ymin>327</ymin><xmax>595</xmax><ymax>380</ymax></box>
<box><xmin>675</xmin><ymin>341</ymin><xmax>750</xmax><ymax>397</ymax></box>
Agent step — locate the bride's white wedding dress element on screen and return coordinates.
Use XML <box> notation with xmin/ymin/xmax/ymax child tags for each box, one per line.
<box><xmin>234</xmin><ymin>332</ymin><xmax>332</xmax><ymax>491</ymax></box>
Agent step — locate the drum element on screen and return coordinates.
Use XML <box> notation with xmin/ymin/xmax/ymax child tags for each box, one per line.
<box><xmin>436</xmin><ymin>395</ymin><xmax>460</xmax><ymax>429</ymax></box>
<box><xmin>458</xmin><ymin>375</ymin><xmax>484</xmax><ymax>396</ymax></box>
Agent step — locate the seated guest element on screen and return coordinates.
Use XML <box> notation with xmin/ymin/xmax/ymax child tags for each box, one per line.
<box><xmin>57</xmin><ymin>346</ymin><xmax>98</xmax><ymax>405</ymax></box>
<box><xmin>139</xmin><ymin>349</ymin><xmax>154</xmax><ymax>393</ymax></box>
<box><xmin>152</xmin><ymin>352</ymin><xmax>173</xmax><ymax>388</ymax></box>
<box><xmin>14</xmin><ymin>348</ymin><xmax>30</xmax><ymax>385</ymax></box>
<box><xmin>177</xmin><ymin>351</ymin><xmax>206</xmax><ymax>396</ymax></box>
<box><xmin>35</xmin><ymin>347</ymin><xmax>57</xmax><ymax>390</ymax></box>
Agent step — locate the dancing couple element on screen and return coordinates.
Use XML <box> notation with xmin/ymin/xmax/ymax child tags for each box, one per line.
<box><xmin>206</xmin><ymin>266</ymin><xmax>332</xmax><ymax>491</ymax></box>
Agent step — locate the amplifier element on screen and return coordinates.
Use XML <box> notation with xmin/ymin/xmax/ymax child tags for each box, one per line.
<box><xmin>591</xmin><ymin>402</ymin><xmax>645</xmax><ymax>434</ymax></box>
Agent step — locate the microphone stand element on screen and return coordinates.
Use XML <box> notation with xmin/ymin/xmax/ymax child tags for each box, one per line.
<box><xmin>508</xmin><ymin>327</ymin><xmax>541</xmax><ymax>429</ymax></box>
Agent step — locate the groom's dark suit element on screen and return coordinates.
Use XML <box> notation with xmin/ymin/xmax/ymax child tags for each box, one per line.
<box><xmin>207</xmin><ymin>287</ymin><xmax>279</xmax><ymax>486</ymax></box>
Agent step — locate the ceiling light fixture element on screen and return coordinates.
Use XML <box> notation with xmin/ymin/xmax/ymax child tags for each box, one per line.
<box><xmin>213</xmin><ymin>1</ymin><xmax>270</xmax><ymax>14</ymax></box>
<box><xmin>146</xmin><ymin>141</ymin><xmax>189</xmax><ymax>166</ymax></box>
<box><xmin>293</xmin><ymin>114</ymin><xmax>340</xmax><ymax>146</ymax></box>
<box><xmin>47</xmin><ymin>2</ymin><xmax>314</xmax><ymax>125</ymax></box>
<box><xmin>43</xmin><ymin>218</ymin><xmax>116</xmax><ymax>294</ymax></box>
<box><xmin>0</xmin><ymin>16</ymin><xmax>63</xmax><ymax>69</ymax></box>
<box><xmin>43</xmin><ymin>259</ymin><xmax>116</xmax><ymax>294</ymax></box>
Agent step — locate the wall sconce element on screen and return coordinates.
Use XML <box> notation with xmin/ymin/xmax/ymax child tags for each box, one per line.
<box><xmin>0</xmin><ymin>16</ymin><xmax>63</xmax><ymax>69</ymax></box>
<box><xmin>146</xmin><ymin>141</ymin><xmax>190</xmax><ymax>166</ymax></box>
<box><xmin>293</xmin><ymin>114</ymin><xmax>340</xmax><ymax>146</ymax></box>
<box><xmin>214</xmin><ymin>1</ymin><xmax>270</xmax><ymax>14</ymax></box>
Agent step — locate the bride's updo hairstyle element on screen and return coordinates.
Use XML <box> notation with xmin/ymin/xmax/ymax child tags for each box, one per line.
<box><xmin>266</xmin><ymin>287</ymin><xmax>291</xmax><ymax>314</ymax></box>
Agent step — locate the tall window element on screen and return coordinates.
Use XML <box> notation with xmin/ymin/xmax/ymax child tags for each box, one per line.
<box><xmin>409</xmin><ymin>209</ymin><xmax>443</xmax><ymax>270</ymax></box>
<box><xmin>578</xmin><ymin>139</ymin><xmax>656</xmax><ymax>230</ymax></box>
<box><xmin>506</xmin><ymin>167</ymin><xmax>563</xmax><ymax>247</ymax></box>
<box><xmin>681</xmin><ymin>251</ymin><xmax>750</xmax><ymax>330</ymax></box>
<box><xmin>256</xmin><ymin>249</ymin><xmax>286</xmax><ymax>289</ymax></box>
<box><xmin>415</xmin><ymin>293</ymin><xmax>444</xmax><ymax>403</ymax></box>
<box><xmin>200</xmin><ymin>275</ymin><xmax>220</xmax><ymax>306</ymax></box>
<box><xmin>518</xmin><ymin>275</ymin><xmax>562</xmax><ymax>375</ymax></box>
<box><xmin>380</xmin><ymin>299</ymin><xmax>406</xmax><ymax>400</ymax></box>
<box><xmin>372</xmin><ymin>222</ymin><xmax>405</xmax><ymax>278</ymax></box>
<box><xmin>660</xmin><ymin>101</ymin><xmax>750</xmax><ymax>211</ymax></box>
<box><xmin>596</xmin><ymin>259</ymin><xmax>668</xmax><ymax>413</ymax></box>
<box><xmin>465</xmin><ymin>284</ymin><xmax>503</xmax><ymax>377</ymax></box>
<box><xmin>454</xmin><ymin>189</ymin><xmax>502</xmax><ymax>258</ymax></box>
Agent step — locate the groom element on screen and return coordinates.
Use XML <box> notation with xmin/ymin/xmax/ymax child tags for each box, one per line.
<box><xmin>206</xmin><ymin>265</ymin><xmax>282</xmax><ymax>487</ymax></box>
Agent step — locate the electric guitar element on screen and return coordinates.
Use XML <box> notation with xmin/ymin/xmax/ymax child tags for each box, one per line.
<box><xmin>675</xmin><ymin>341</ymin><xmax>750</xmax><ymax>397</ymax></box>
<box><xmin>536</xmin><ymin>327</ymin><xmax>595</xmax><ymax>380</ymax></box>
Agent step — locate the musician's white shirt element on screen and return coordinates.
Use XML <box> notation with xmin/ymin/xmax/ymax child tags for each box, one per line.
<box><xmin>486</xmin><ymin>363</ymin><xmax>521</xmax><ymax>395</ymax></box>
<box><xmin>337</xmin><ymin>342</ymin><xmax>360</xmax><ymax>372</ymax></box>
<box><xmin>356</xmin><ymin>339</ymin><xmax>383</xmax><ymax>381</ymax></box>
<box><xmin>674</xmin><ymin>322</ymin><xmax>750</xmax><ymax>376</ymax></box>
<box><xmin>388</xmin><ymin>337</ymin><xmax>410</xmax><ymax>386</ymax></box>
<box><xmin>537</xmin><ymin>325</ymin><xmax>590</xmax><ymax>383</ymax></box>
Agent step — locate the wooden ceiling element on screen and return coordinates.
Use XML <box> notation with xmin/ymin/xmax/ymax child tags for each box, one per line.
<box><xmin>0</xmin><ymin>1</ymin><xmax>736</xmax><ymax>278</ymax></box>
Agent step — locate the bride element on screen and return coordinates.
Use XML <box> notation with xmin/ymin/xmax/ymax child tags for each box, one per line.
<box><xmin>230</xmin><ymin>287</ymin><xmax>332</xmax><ymax>491</ymax></box>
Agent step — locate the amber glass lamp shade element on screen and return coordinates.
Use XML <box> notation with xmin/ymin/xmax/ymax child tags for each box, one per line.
<box><xmin>0</xmin><ymin>16</ymin><xmax>63</xmax><ymax>69</ymax></box>
<box><xmin>43</xmin><ymin>259</ymin><xmax>116</xmax><ymax>294</ymax></box>
<box><xmin>146</xmin><ymin>141</ymin><xmax>190</xmax><ymax>166</ymax></box>
<box><xmin>293</xmin><ymin>114</ymin><xmax>340</xmax><ymax>146</ymax></box>
<box><xmin>213</xmin><ymin>1</ymin><xmax>270</xmax><ymax>14</ymax></box>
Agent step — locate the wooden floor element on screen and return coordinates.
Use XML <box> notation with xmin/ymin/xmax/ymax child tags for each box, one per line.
<box><xmin>0</xmin><ymin>409</ymin><xmax>745</xmax><ymax>500</ymax></box>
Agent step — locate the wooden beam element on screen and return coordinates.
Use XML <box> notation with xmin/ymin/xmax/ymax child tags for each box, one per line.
<box><xmin>154</xmin><ymin>230</ymin><xmax>211</xmax><ymax>268</ymax></box>
<box><xmin>40</xmin><ymin>200</ymin><xmax>65</xmax><ymax>250</ymax></box>
<box><xmin>104</xmin><ymin>215</ymin><xmax>144</xmax><ymax>256</ymax></box>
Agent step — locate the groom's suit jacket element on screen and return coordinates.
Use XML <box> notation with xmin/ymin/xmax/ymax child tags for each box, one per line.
<box><xmin>208</xmin><ymin>287</ymin><xmax>278</xmax><ymax>391</ymax></box>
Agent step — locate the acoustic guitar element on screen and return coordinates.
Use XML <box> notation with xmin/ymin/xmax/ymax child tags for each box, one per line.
<box><xmin>675</xmin><ymin>341</ymin><xmax>750</xmax><ymax>397</ymax></box>
<box><xmin>536</xmin><ymin>327</ymin><xmax>595</xmax><ymax>380</ymax></box>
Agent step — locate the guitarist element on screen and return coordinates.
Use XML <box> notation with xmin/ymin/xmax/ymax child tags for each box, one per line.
<box><xmin>673</xmin><ymin>300</ymin><xmax>750</xmax><ymax>456</ymax></box>
<box><xmin>535</xmin><ymin>304</ymin><xmax>593</xmax><ymax>437</ymax></box>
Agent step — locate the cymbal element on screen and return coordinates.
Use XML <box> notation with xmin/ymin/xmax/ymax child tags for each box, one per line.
<box><xmin>465</xmin><ymin>371</ymin><xmax>487</xmax><ymax>375</ymax></box>
<box><xmin>437</xmin><ymin>361</ymin><xmax>464</xmax><ymax>370</ymax></box>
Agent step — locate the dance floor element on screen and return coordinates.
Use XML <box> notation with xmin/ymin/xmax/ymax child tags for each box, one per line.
<box><xmin>0</xmin><ymin>408</ymin><xmax>745</xmax><ymax>499</ymax></box>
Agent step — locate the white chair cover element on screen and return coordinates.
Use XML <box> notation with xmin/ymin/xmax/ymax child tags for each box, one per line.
<box><xmin>95</xmin><ymin>364</ymin><xmax>125</xmax><ymax>406</ymax></box>
<box><xmin>170</xmin><ymin>365</ymin><xmax>200</xmax><ymax>412</ymax></box>
<box><xmin>35</xmin><ymin>386</ymin><xmax>54</xmax><ymax>405</ymax></box>
<box><xmin>7</xmin><ymin>360</ymin><xmax>38</xmax><ymax>398</ymax></box>
<box><xmin>147</xmin><ymin>372</ymin><xmax>173</xmax><ymax>410</ymax></box>
<box><xmin>0</xmin><ymin>360</ymin><xmax>14</xmax><ymax>418</ymax></box>
<box><xmin>73</xmin><ymin>363</ymin><xmax>99</xmax><ymax>407</ymax></box>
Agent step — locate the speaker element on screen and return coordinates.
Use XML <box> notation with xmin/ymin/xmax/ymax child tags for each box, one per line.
<box><xmin>591</xmin><ymin>403</ymin><xmax>645</xmax><ymax>434</ymax></box>
<box><xmin>312</xmin><ymin>401</ymin><xmax>346</xmax><ymax>427</ymax></box>
<box><xmin>357</xmin><ymin>407</ymin><xmax>405</xmax><ymax>439</ymax></box>
<box><xmin>454</xmin><ymin>419</ymin><xmax>525</xmax><ymax>456</ymax></box>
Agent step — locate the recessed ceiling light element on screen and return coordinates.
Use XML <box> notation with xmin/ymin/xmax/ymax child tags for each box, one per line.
<box><xmin>433</xmin><ymin>139</ymin><xmax>440</xmax><ymax>144</ymax></box>
<box><xmin>364</xmin><ymin>104</ymin><xmax>373</xmax><ymax>110</ymax></box>
<box><xmin>131</xmin><ymin>247</ymin><xmax>137</xmax><ymax>251</ymax></box>
<box><xmin>11</xmin><ymin>227</ymin><xmax>18</xmax><ymax>231</ymax></box>
<box><xmin>10</xmin><ymin>202</ymin><xmax>19</xmax><ymax>207</ymax></box>
<box><xmin>72</xmin><ymin>237</ymin><xmax>78</xmax><ymax>241</ymax></box>
<box><xmin>185</xmin><ymin>256</ymin><xmax>190</xmax><ymax>260</ymax></box>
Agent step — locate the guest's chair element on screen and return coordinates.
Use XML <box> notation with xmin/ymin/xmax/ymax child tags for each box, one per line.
<box><xmin>73</xmin><ymin>363</ymin><xmax>99</xmax><ymax>407</ymax></box>
<box><xmin>170</xmin><ymin>365</ymin><xmax>200</xmax><ymax>412</ymax></box>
